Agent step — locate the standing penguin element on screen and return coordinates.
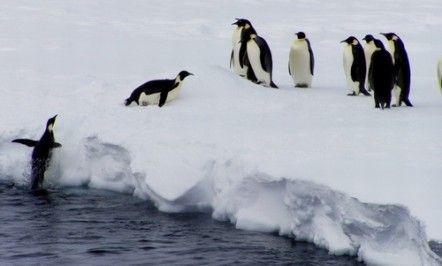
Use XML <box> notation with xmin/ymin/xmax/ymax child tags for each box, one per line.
<box><xmin>12</xmin><ymin>115</ymin><xmax>62</xmax><ymax>191</ymax></box>
<box><xmin>289</xmin><ymin>32</ymin><xmax>314</xmax><ymax>88</ymax></box>
<box><xmin>438</xmin><ymin>59</ymin><xmax>442</xmax><ymax>93</ymax></box>
<box><xmin>124</xmin><ymin>71</ymin><xmax>193</xmax><ymax>107</ymax></box>
<box><xmin>368</xmin><ymin>39</ymin><xmax>395</xmax><ymax>109</ymax></box>
<box><xmin>381</xmin><ymin>33</ymin><xmax>413</xmax><ymax>107</ymax></box>
<box><xmin>362</xmin><ymin>34</ymin><xmax>377</xmax><ymax>91</ymax></box>
<box><xmin>341</xmin><ymin>36</ymin><xmax>371</xmax><ymax>96</ymax></box>
<box><xmin>240</xmin><ymin>26</ymin><xmax>278</xmax><ymax>88</ymax></box>
<box><xmin>231</xmin><ymin>18</ymin><xmax>253</xmax><ymax>77</ymax></box>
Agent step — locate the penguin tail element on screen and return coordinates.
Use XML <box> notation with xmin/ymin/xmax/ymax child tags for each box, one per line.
<box><xmin>124</xmin><ymin>98</ymin><xmax>132</xmax><ymax>106</ymax></box>
<box><xmin>359</xmin><ymin>87</ymin><xmax>371</xmax><ymax>96</ymax></box>
<box><xmin>270</xmin><ymin>81</ymin><xmax>278</xmax><ymax>89</ymax></box>
<box><xmin>403</xmin><ymin>99</ymin><xmax>413</xmax><ymax>107</ymax></box>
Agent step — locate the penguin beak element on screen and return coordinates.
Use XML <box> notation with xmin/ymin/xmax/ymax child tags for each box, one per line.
<box><xmin>52</xmin><ymin>114</ymin><xmax>58</xmax><ymax>122</ymax></box>
<box><xmin>380</xmin><ymin>33</ymin><xmax>387</xmax><ymax>37</ymax></box>
<box><xmin>232</xmin><ymin>21</ymin><xmax>239</xmax><ymax>25</ymax></box>
<box><xmin>188</xmin><ymin>73</ymin><xmax>194</xmax><ymax>76</ymax></box>
<box><xmin>340</xmin><ymin>40</ymin><xmax>346</xmax><ymax>43</ymax></box>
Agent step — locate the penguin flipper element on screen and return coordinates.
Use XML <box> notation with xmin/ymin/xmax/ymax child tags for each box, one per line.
<box><xmin>159</xmin><ymin>91</ymin><xmax>168</xmax><ymax>107</ymax></box>
<box><xmin>12</xmin><ymin>139</ymin><xmax>38</xmax><ymax>147</ymax></box>
<box><xmin>255</xmin><ymin>37</ymin><xmax>272</xmax><ymax>72</ymax></box>
<box><xmin>306</xmin><ymin>39</ymin><xmax>314</xmax><ymax>75</ymax></box>
<box><xmin>288</xmin><ymin>61</ymin><xmax>291</xmax><ymax>75</ymax></box>
<box><xmin>246</xmin><ymin>63</ymin><xmax>257</xmax><ymax>83</ymax></box>
<box><xmin>52</xmin><ymin>142</ymin><xmax>62</xmax><ymax>148</ymax></box>
<box><xmin>230</xmin><ymin>49</ymin><xmax>234</xmax><ymax>68</ymax></box>
<box><xmin>239</xmin><ymin>42</ymin><xmax>247</xmax><ymax>68</ymax></box>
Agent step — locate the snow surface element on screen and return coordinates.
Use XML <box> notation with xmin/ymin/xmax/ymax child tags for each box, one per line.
<box><xmin>0</xmin><ymin>0</ymin><xmax>441</xmax><ymax>265</ymax></box>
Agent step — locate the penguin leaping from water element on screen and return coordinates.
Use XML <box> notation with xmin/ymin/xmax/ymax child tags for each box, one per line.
<box><xmin>125</xmin><ymin>71</ymin><xmax>193</xmax><ymax>107</ymax></box>
<box><xmin>231</xmin><ymin>18</ymin><xmax>253</xmax><ymax>78</ymax></box>
<box><xmin>289</xmin><ymin>32</ymin><xmax>314</xmax><ymax>88</ymax></box>
<box><xmin>341</xmin><ymin>36</ymin><xmax>371</xmax><ymax>96</ymax></box>
<box><xmin>240</xmin><ymin>25</ymin><xmax>278</xmax><ymax>88</ymax></box>
<box><xmin>369</xmin><ymin>39</ymin><xmax>395</xmax><ymax>109</ymax></box>
<box><xmin>380</xmin><ymin>33</ymin><xmax>413</xmax><ymax>107</ymax></box>
<box><xmin>12</xmin><ymin>115</ymin><xmax>62</xmax><ymax>191</ymax></box>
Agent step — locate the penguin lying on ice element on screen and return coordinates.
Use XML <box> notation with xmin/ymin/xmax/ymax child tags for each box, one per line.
<box><xmin>125</xmin><ymin>71</ymin><xmax>193</xmax><ymax>107</ymax></box>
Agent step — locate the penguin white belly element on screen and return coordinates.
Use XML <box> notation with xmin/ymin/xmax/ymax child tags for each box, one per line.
<box><xmin>438</xmin><ymin>59</ymin><xmax>442</xmax><ymax>92</ymax></box>
<box><xmin>138</xmin><ymin>84</ymin><xmax>182</xmax><ymax>106</ymax></box>
<box><xmin>232</xmin><ymin>27</ymin><xmax>241</xmax><ymax>47</ymax></box>
<box><xmin>289</xmin><ymin>43</ymin><xmax>312</xmax><ymax>87</ymax></box>
<box><xmin>167</xmin><ymin>83</ymin><xmax>182</xmax><ymax>102</ymax></box>
<box><xmin>139</xmin><ymin>92</ymin><xmax>160</xmax><ymax>106</ymax></box>
<box><xmin>247</xmin><ymin>40</ymin><xmax>270</xmax><ymax>86</ymax></box>
<box><xmin>364</xmin><ymin>46</ymin><xmax>375</xmax><ymax>89</ymax></box>
<box><xmin>233</xmin><ymin>44</ymin><xmax>248</xmax><ymax>77</ymax></box>
<box><xmin>232</xmin><ymin>28</ymin><xmax>248</xmax><ymax>77</ymax></box>
<box><xmin>343</xmin><ymin>46</ymin><xmax>359</xmax><ymax>93</ymax></box>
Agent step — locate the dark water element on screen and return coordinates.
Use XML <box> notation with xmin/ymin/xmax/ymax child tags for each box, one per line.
<box><xmin>0</xmin><ymin>183</ymin><xmax>440</xmax><ymax>266</ymax></box>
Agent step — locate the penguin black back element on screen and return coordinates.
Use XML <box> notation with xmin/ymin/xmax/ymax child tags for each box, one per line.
<box><xmin>381</xmin><ymin>33</ymin><xmax>412</xmax><ymax>107</ymax></box>
<box><xmin>369</xmin><ymin>39</ymin><xmax>395</xmax><ymax>109</ymax></box>
<box><xmin>12</xmin><ymin>115</ymin><xmax>62</xmax><ymax>190</ymax></box>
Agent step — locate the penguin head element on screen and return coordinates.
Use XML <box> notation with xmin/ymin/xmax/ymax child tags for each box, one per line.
<box><xmin>232</xmin><ymin>18</ymin><xmax>252</xmax><ymax>29</ymax></box>
<box><xmin>295</xmin><ymin>32</ymin><xmax>306</xmax><ymax>40</ymax></box>
<box><xmin>362</xmin><ymin>34</ymin><xmax>375</xmax><ymax>43</ymax></box>
<box><xmin>46</xmin><ymin>114</ymin><xmax>58</xmax><ymax>132</ymax></box>
<box><xmin>341</xmin><ymin>36</ymin><xmax>359</xmax><ymax>46</ymax></box>
<box><xmin>373</xmin><ymin>39</ymin><xmax>385</xmax><ymax>50</ymax></box>
<box><xmin>177</xmin><ymin>71</ymin><xmax>193</xmax><ymax>81</ymax></box>
<box><xmin>380</xmin><ymin>32</ymin><xmax>399</xmax><ymax>41</ymax></box>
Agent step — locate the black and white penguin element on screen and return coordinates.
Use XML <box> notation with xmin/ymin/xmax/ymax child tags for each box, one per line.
<box><xmin>12</xmin><ymin>115</ymin><xmax>62</xmax><ymax>191</ymax></box>
<box><xmin>240</xmin><ymin>26</ymin><xmax>278</xmax><ymax>88</ymax></box>
<box><xmin>362</xmin><ymin>34</ymin><xmax>377</xmax><ymax>91</ymax></box>
<box><xmin>289</xmin><ymin>32</ymin><xmax>314</xmax><ymax>88</ymax></box>
<box><xmin>124</xmin><ymin>71</ymin><xmax>193</xmax><ymax>107</ymax></box>
<box><xmin>380</xmin><ymin>33</ymin><xmax>413</xmax><ymax>107</ymax></box>
<box><xmin>341</xmin><ymin>36</ymin><xmax>371</xmax><ymax>96</ymax></box>
<box><xmin>438</xmin><ymin>59</ymin><xmax>442</xmax><ymax>93</ymax></box>
<box><xmin>368</xmin><ymin>39</ymin><xmax>395</xmax><ymax>109</ymax></box>
<box><xmin>231</xmin><ymin>18</ymin><xmax>253</xmax><ymax>77</ymax></box>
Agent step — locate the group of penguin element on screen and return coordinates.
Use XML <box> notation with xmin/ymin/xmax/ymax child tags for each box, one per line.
<box><xmin>231</xmin><ymin>18</ymin><xmax>414</xmax><ymax>109</ymax></box>
<box><xmin>12</xmin><ymin>18</ymin><xmax>441</xmax><ymax>192</ymax></box>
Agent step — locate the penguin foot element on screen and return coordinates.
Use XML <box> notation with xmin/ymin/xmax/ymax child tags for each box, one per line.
<box><xmin>347</xmin><ymin>92</ymin><xmax>357</xmax><ymax>96</ymax></box>
<box><xmin>403</xmin><ymin>99</ymin><xmax>413</xmax><ymax>107</ymax></box>
<box><xmin>295</xmin><ymin>84</ymin><xmax>309</xmax><ymax>88</ymax></box>
<box><xmin>361</xmin><ymin>90</ymin><xmax>371</xmax><ymax>96</ymax></box>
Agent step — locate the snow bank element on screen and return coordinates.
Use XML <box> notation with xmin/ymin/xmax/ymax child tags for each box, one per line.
<box><xmin>3</xmin><ymin>140</ymin><xmax>441</xmax><ymax>265</ymax></box>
